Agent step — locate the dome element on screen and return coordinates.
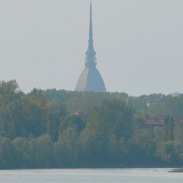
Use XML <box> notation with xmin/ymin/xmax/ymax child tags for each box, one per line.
<box><xmin>75</xmin><ymin>64</ymin><xmax>106</xmax><ymax>92</ymax></box>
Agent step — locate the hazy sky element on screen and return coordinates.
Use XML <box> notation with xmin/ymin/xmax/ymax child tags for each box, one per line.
<box><xmin>0</xmin><ymin>0</ymin><xmax>183</xmax><ymax>96</ymax></box>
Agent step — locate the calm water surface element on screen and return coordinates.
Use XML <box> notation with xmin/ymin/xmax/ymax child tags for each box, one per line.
<box><xmin>0</xmin><ymin>168</ymin><xmax>182</xmax><ymax>183</ymax></box>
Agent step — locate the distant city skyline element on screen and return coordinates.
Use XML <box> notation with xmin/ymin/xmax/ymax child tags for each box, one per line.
<box><xmin>0</xmin><ymin>0</ymin><xmax>183</xmax><ymax>96</ymax></box>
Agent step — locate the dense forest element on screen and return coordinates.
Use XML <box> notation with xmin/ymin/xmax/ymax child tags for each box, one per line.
<box><xmin>0</xmin><ymin>80</ymin><xmax>183</xmax><ymax>169</ymax></box>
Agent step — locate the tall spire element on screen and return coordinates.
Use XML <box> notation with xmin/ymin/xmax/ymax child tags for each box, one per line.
<box><xmin>75</xmin><ymin>0</ymin><xmax>106</xmax><ymax>92</ymax></box>
<box><xmin>85</xmin><ymin>0</ymin><xmax>96</xmax><ymax>66</ymax></box>
<box><xmin>89</xmin><ymin>1</ymin><xmax>93</xmax><ymax>43</ymax></box>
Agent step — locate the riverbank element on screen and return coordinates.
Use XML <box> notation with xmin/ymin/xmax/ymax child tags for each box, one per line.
<box><xmin>170</xmin><ymin>168</ymin><xmax>183</xmax><ymax>172</ymax></box>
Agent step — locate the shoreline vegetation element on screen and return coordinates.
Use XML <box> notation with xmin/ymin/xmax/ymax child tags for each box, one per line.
<box><xmin>170</xmin><ymin>169</ymin><xmax>183</xmax><ymax>173</ymax></box>
<box><xmin>0</xmin><ymin>80</ymin><xmax>183</xmax><ymax>169</ymax></box>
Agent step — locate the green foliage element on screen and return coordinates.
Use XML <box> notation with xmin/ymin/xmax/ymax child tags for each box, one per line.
<box><xmin>55</xmin><ymin>126</ymin><xmax>81</xmax><ymax>167</ymax></box>
<box><xmin>163</xmin><ymin>116</ymin><xmax>174</xmax><ymax>141</ymax></box>
<box><xmin>0</xmin><ymin>136</ymin><xmax>22</xmax><ymax>168</ymax></box>
<box><xmin>25</xmin><ymin>89</ymin><xmax>48</xmax><ymax>137</ymax></box>
<box><xmin>0</xmin><ymin>80</ymin><xmax>183</xmax><ymax>169</ymax></box>
<box><xmin>133</xmin><ymin>128</ymin><xmax>155</xmax><ymax>155</ymax></box>
<box><xmin>0</xmin><ymin>80</ymin><xmax>22</xmax><ymax>107</ymax></box>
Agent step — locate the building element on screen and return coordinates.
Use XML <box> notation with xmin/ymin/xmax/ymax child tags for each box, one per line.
<box><xmin>75</xmin><ymin>2</ymin><xmax>106</xmax><ymax>92</ymax></box>
<box><xmin>145</xmin><ymin>116</ymin><xmax>183</xmax><ymax>129</ymax></box>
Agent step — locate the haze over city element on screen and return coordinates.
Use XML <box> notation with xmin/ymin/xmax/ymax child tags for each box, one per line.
<box><xmin>0</xmin><ymin>0</ymin><xmax>183</xmax><ymax>96</ymax></box>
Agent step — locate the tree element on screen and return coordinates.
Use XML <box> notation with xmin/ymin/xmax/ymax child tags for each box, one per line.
<box><xmin>29</xmin><ymin>134</ymin><xmax>53</xmax><ymax>168</ymax></box>
<box><xmin>54</xmin><ymin>126</ymin><xmax>81</xmax><ymax>167</ymax></box>
<box><xmin>163</xmin><ymin>116</ymin><xmax>174</xmax><ymax>141</ymax></box>
<box><xmin>0</xmin><ymin>136</ymin><xmax>22</xmax><ymax>169</ymax></box>
<box><xmin>25</xmin><ymin>89</ymin><xmax>48</xmax><ymax>137</ymax></box>
<box><xmin>0</xmin><ymin>80</ymin><xmax>23</xmax><ymax>107</ymax></box>
<box><xmin>80</xmin><ymin>99</ymin><xmax>134</xmax><ymax>165</ymax></box>
<box><xmin>47</xmin><ymin>100</ymin><xmax>66</xmax><ymax>141</ymax></box>
<box><xmin>132</xmin><ymin>128</ymin><xmax>155</xmax><ymax>162</ymax></box>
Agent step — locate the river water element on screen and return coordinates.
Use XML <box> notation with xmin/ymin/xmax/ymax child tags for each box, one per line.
<box><xmin>0</xmin><ymin>168</ymin><xmax>182</xmax><ymax>183</ymax></box>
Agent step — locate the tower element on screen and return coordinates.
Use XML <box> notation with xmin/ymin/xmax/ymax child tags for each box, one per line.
<box><xmin>75</xmin><ymin>1</ymin><xmax>106</xmax><ymax>92</ymax></box>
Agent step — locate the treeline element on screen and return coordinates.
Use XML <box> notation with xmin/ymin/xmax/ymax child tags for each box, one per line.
<box><xmin>0</xmin><ymin>80</ymin><xmax>183</xmax><ymax>169</ymax></box>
